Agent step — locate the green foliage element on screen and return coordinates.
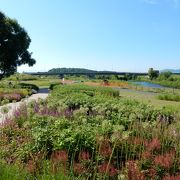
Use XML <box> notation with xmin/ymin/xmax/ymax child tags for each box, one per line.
<box><xmin>158</xmin><ymin>71</ymin><xmax>172</xmax><ymax>80</ymax></box>
<box><xmin>0</xmin><ymin>12</ymin><xmax>35</xmax><ymax>79</ymax></box>
<box><xmin>124</xmin><ymin>73</ymin><xmax>137</xmax><ymax>80</ymax></box>
<box><xmin>6</xmin><ymin>73</ymin><xmax>38</xmax><ymax>81</ymax></box>
<box><xmin>48</xmin><ymin>67</ymin><xmax>98</xmax><ymax>74</ymax></box>
<box><xmin>18</xmin><ymin>83</ymin><xmax>39</xmax><ymax>91</ymax></box>
<box><xmin>142</xmin><ymin>72</ymin><xmax>180</xmax><ymax>89</ymax></box>
<box><xmin>157</xmin><ymin>93</ymin><xmax>180</xmax><ymax>102</ymax></box>
<box><xmin>49</xmin><ymin>82</ymin><xmax>62</xmax><ymax>90</ymax></box>
<box><xmin>148</xmin><ymin>68</ymin><xmax>159</xmax><ymax>80</ymax></box>
<box><xmin>0</xmin><ymin>81</ymin><xmax>38</xmax><ymax>105</ymax></box>
<box><xmin>0</xmin><ymin>84</ymin><xmax>179</xmax><ymax>179</ymax></box>
<box><xmin>0</xmin><ymin>161</ymin><xmax>32</xmax><ymax>180</ymax></box>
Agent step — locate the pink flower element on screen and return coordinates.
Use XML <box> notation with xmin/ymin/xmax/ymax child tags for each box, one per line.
<box><xmin>146</xmin><ymin>138</ymin><xmax>161</xmax><ymax>151</ymax></box>
<box><xmin>51</xmin><ymin>150</ymin><xmax>68</xmax><ymax>163</ymax></box>
<box><xmin>79</xmin><ymin>151</ymin><xmax>90</xmax><ymax>161</ymax></box>
<box><xmin>126</xmin><ymin>161</ymin><xmax>145</xmax><ymax>180</ymax></box>
<box><xmin>99</xmin><ymin>139</ymin><xmax>112</xmax><ymax>157</ymax></box>
<box><xmin>98</xmin><ymin>162</ymin><xmax>117</xmax><ymax>177</ymax></box>
<box><xmin>73</xmin><ymin>163</ymin><xmax>86</xmax><ymax>175</ymax></box>
<box><xmin>142</xmin><ymin>151</ymin><xmax>152</xmax><ymax>159</ymax></box>
<box><xmin>154</xmin><ymin>151</ymin><xmax>175</xmax><ymax>169</ymax></box>
<box><xmin>163</xmin><ymin>174</ymin><xmax>180</xmax><ymax>180</ymax></box>
<box><xmin>133</xmin><ymin>137</ymin><xmax>143</xmax><ymax>146</ymax></box>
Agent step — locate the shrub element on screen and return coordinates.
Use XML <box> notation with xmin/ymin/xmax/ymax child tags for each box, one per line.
<box><xmin>17</xmin><ymin>83</ymin><xmax>39</xmax><ymax>91</ymax></box>
<box><xmin>49</xmin><ymin>82</ymin><xmax>62</xmax><ymax>90</ymax></box>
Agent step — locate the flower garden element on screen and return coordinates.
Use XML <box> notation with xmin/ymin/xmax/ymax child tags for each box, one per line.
<box><xmin>0</xmin><ymin>80</ymin><xmax>39</xmax><ymax>106</ymax></box>
<box><xmin>0</xmin><ymin>84</ymin><xmax>180</xmax><ymax>179</ymax></box>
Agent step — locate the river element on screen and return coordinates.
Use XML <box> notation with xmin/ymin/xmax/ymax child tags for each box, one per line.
<box><xmin>130</xmin><ymin>81</ymin><xmax>164</xmax><ymax>89</ymax></box>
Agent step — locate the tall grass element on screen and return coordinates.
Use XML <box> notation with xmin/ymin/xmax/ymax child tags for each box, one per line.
<box><xmin>157</xmin><ymin>93</ymin><xmax>180</xmax><ymax>102</ymax></box>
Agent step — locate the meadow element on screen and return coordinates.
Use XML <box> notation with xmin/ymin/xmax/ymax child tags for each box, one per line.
<box><xmin>0</xmin><ymin>81</ymin><xmax>180</xmax><ymax>179</ymax></box>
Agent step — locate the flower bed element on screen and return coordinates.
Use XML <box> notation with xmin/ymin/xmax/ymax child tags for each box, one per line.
<box><xmin>0</xmin><ymin>84</ymin><xmax>179</xmax><ymax>179</ymax></box>
<box><xmin>0</xmin><ymin>88</ymin><xmax>30</xmax><ymax>106</ymax></box>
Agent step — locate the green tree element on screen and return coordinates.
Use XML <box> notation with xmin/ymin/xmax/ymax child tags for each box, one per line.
<box><xmin>0</xmin><ymin>12</ymin><xmax>35</xmax><ymax>79</ymax></box>
<box><xmin>148</xmin><ymin>68</ymin><xmax>159</xmax><ymax>80</ymax></box>
<box><xmin>158</xmin><ymin>71</ymin><xmax>172</xmax><ymax>80</ymax></box>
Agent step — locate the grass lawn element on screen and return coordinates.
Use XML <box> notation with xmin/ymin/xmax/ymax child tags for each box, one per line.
<box><xmin>20</xmin><ymin>78</ymin><xmax>61</xmax><ymax>88</ymax></box>
<box><xmin>119</xmin><ymin>89</ymin><xmax>180</xmax><ymax>109</ymax></box>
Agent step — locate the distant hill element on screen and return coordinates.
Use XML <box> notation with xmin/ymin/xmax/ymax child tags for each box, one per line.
<box><xmin>48</xmin><ymin>68</ymin><xmax>146</xmax><ymax>75</ymax></box>
<box><xmin>48</xmin><ymin>68</ymin><xmax>98</xmax><ymax>74</ymax></box>
<box><xmin>161</xmin><ymin>69</ymin><xmax>180</xmax><ymax>73</ymax></box>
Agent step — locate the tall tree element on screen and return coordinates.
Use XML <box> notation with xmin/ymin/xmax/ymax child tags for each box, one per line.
<box><xmin>148</xmin><ymin>68</ymin><xmax>159</xmax><ymax>80</ymax></box>
<box><xmin>0</xmin><ymin>12</ymin><xmax>36</xmax><ymax>79</ymax></box>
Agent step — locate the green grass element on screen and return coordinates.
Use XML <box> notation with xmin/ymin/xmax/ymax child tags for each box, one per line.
<box><xmin>157</xmin><ymin>93</ymin><xmax>180</xmax><ymax>102</ymax></box>
<box><xmin>0</xmin><ymin>161</ymin><xmax>31</xmax><ymax>180</ymax></box>
<box><xmin>119</xmin><ymin>89</ymin><xmax>180</xmax><ymax>109</ymax></box>
<box><xmin>18</xmin><ymin>79</ymin><xmax>61</xmax><ymax>88</ymax></box>
<box><xmin>3</xmin><ymin>74</ymin><xmax>61</xmax><ymax>88</ymax></box>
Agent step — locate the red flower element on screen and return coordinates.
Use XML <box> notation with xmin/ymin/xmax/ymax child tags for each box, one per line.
<box><xmin>51</xmin><ymin>150</ymin><xmax>68</xmax><ymax>163</ymax></box>
<box><xmin>148</xmin><ymin>168</ymin><xmax>157</xmax><ymax>179</ymax></box>
<box><xmin>142</xmin><ymin>151</ymin><xmax>152</xmax><ymax>159</ymax></box>
<box><xmin>26</xmin><ymin>160</ymin><xmax>36</xmax><ymax>173</ymax></box>
<box><xmin>51</xmin><ymin>150</ymin><xmax>68</xmax><ymax>175</ymax></box>
<box><xmin>79</xmin><ymin>151</ymin><xmax>90</xmax><ymax>161</ymax></box>
<box><xmin>73</xmin><ymin>163</ymin><xmax>86</xmax><ymax>175</ymax></box>
<box><xmin>98</xmin><ymin>162</ymin><xmax>117</xmax><ymax>177</ymax></box>
<box><xmin>99</xmin><ymin>139</ymin><xmax>112</xmax><ymax>157</ymax></box>
<box><xmin>154</xmin><ymin>151</ymin><xmax>175</xmax><ymax>169</ymax></box>
<box><xmin>146</xmin><ymin>138</ymin><xmax>161</xmax><ymax>151</ymax></box>
<box><xmin>133</xmin><ymin>137</ymin><xmax>143</xmax><ymax>145</ymax></box>
<box><xmin>163</xmin><ymin>174</ymin><xmax>180</xmax><ymax>180</ymax></box>
<box><xmin>126</xmin><ymin>161</ymin><xmax>145</xmax><ymax>180</ymax></box>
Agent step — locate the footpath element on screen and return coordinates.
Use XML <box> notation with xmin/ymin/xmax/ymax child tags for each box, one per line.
<box><xmin>0</xmin><ymin>88</ymin><xmax>49</xmax><ymax>123</ymax></box>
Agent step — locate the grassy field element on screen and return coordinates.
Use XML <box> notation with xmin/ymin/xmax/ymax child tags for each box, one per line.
<box><xmin>3</xmin><ymin>73</ymin><xmax>61</xmax><ymax>88</ymax></box>
<box><xmin>84</xmin><ymin>79</ymin><xmax>180</xmax><ymax>109</ymax></box>
<box><xmin>20</xmin><ymin>78</ymin><xmax>60</xmax><ymax>88</ymax></box>
<box><xmin>119</xmin><ymin>89</ymin><xmax>180</xmax><ymax>109</ymax></box>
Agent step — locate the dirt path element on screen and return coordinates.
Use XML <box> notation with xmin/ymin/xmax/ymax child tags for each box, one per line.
<box><xmin>0</xmin><ymin>89</ymin><xmax>49</xmax><ymax>123</ymax></box>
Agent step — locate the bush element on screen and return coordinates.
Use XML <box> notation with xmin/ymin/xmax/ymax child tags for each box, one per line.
<box><xmin>158</xmin><ymin>71</ymin><xmax>172</xmax><ymax>80</ymax></box>
<box><xmin>17</xmin><ymin>83</ymin><xmax>39</xmax><ymax>91</ymax></box>
<box><xmin>49</xmin><ymin>82</ymin><xmax>62</xmax><ymax>90</ymax></box>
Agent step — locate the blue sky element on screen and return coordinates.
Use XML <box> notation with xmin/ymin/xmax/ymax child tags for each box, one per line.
<box><xmin>0</xmin><ymin>0</ymin><xmax>180</xmax><ymax>72</ymax></box>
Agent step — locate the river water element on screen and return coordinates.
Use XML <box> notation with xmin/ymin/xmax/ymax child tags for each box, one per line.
<box><xmin>130</xmin><ymin>81</ymin><xmax>164</xmax><ymax>89</ymax></box>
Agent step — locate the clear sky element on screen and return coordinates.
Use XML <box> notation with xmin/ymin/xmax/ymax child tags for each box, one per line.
<box><xmin>0</xmin><ymin>0</ymin><xmax>180</xmax><ymax>72</ymax></box>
